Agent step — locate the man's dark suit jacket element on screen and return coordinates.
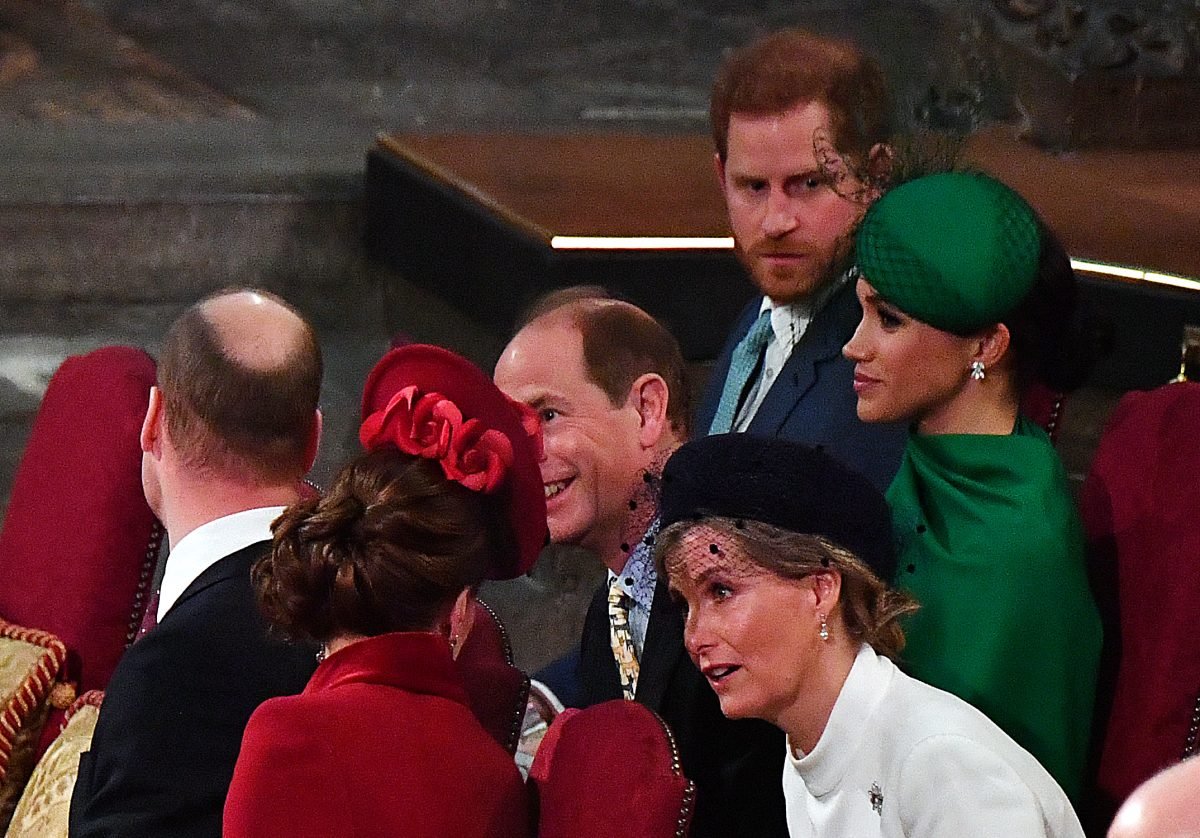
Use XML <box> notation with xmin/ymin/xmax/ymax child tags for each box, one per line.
<box><xmin>581</xmin><ymin>579</ymin><xmax>789</xmax><ymax>838</ymax></box>
<box><xmin>695</xmin><ymin>281</ymin><xmax>908</xmax><ymax>491</ymax></box>
<box><xmin>69</xmin><ymin>541</ymin><xmax>316</xmax><ymax>838</ymax></box>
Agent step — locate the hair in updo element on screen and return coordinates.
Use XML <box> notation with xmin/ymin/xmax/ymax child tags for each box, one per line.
<box><xmin>254</xmin><ymin>446</ymin><xmax>505</xmax><ymax>643</ymax></box>
<box><xmin>1004</xmin><ymin>221</ymin><xmax>1112</xmax><ymax>394</ymax></box>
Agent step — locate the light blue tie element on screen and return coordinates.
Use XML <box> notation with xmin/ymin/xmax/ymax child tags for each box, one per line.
<box><xmin>708</xmin><ymin>309</ymin><xmax>774</xmax><ymax>434</ymax></box>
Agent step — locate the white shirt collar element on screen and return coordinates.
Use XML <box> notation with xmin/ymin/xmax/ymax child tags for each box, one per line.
<box><xmin>758</xmin><ymin>295</ymin><xmax>812</xmax><ymax>355</ymax></box>
<box><xmin>731</xmin><ymin>297</ymin><xmax>816</xmax><ymax>432</ymax></box>
<box><xmin>757</xmin><ymin>270</ymin><xmax>849</xmax><ymax>346</ymax></box>
<box><xmin>157</xmin><ymin>506</ymin><xmax>286</xmax><ymax>621</ymax></box>
<box><xmin>733</xmin><ymin>272</ymin><xmax>853</xmax><ymax>432</ymax></box>
<box><xmin>606</xmin><ymin>517</ymin><xmax>660</xmax><ymax>613</ymax></box>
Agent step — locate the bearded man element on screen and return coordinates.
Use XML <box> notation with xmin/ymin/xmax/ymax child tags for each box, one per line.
<box><xmin>697</xmin><ymin>28</ymin><xmax>906</xmax><ymax>489</ymax></box>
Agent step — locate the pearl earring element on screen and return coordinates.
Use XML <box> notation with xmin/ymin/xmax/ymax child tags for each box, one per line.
<box><xmin>970</xmin><ymin>360</ymin><xmax>986</xmax><ymax>381</ymax></box>
<box><xmin>818</xmin><ymin>614</ymin><xmax>830</xmax><ymax>642</ymax></box>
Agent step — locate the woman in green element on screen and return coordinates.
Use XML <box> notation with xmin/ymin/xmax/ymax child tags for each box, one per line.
<box><xmin>842</xmin><ymin>171</ymin><xmax>1102</xmax><ymax>801</ymax></box>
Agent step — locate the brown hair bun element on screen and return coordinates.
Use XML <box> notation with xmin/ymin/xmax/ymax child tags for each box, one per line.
<box><xmin>254</xmin><ymin>446</ymin><xmax>501</xmax><ymax>643</ymax></box>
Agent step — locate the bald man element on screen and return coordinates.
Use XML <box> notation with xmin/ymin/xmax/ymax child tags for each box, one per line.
<box><xmin>1108</xmin><ymin>757</ymin><xmax>1200</xmax><ymax>838</ymax></box>
<box><xmin>70</xmin><ymin>290</ymin><xmax>323</xmax><ymax>838</ymax></box>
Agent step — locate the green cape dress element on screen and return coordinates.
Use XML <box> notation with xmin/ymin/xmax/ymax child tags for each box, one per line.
<box><xmin>887</xmin><ymin>416</ymin><xmax>1101</xmax><ymax>801</ymax></box>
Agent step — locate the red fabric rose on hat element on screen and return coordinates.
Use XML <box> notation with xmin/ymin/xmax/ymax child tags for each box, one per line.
<box><xmin>357</xmin><ymin>343</ymin><xmax>549</xmax><ymax>579</ymax></box>
<box><xmin>359</xmin><ymin>385</ymin><xmax>514</xmax><ymax>494</ymax></box>
<box><xmin>443</xmin><ymin>420</ymin><xmax>514</xmax><ymax>493</ymax></box>
<box><xmin>360</xmin><ymin>386</ymin><xmax>457</xmax><ymax>458</ymax></box>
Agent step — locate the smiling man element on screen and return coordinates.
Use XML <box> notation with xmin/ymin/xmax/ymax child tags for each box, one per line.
<box><xmin>697</xmin><ymin>27</ymin><xmax>907</xmax><ymax>490</ymax></box>
<box><xmin>495</xmin><ymin>293</ymin><xmax>787</xmax><ymax>838</ymax></box>
<box><xmin>495</xmin><ymin>298</ymin><xmax>683</xmax><ymax>563</ymax></box>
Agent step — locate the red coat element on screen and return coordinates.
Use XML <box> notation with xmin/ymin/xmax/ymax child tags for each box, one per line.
<box><xmin>224</xmin><ymin>631</ymin><xmax>530</xmax><ymax>838</ymax></box>
<box><xmin>1081</xmin><ymin>383</ymin><xmax>1200</xmax><ymax>809</ymax></box>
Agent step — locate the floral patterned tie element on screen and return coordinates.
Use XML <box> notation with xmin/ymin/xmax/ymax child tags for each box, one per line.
<box><xmin>607</xmin><ymin>578</ymin><xmax>640</xmax><ymax>701</ymax></box>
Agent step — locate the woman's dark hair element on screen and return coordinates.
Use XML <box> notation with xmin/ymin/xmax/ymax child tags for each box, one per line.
<box><xmin>1004</xmin><ymin>222</ymin><xmax>1112</xmax><ymax>393</ymax></box>
<box><xmin>253</xmin><ymin>446</ymin><xmax>508</xmax><ymax>643</ymax></box>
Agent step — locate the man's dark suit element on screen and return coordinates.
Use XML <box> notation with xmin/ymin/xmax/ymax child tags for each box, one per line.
<box><xmin>69</xmin><ymin>541</ymin><xmax>316</xmax><ymax>838</ymax></box>
<box><xmin>580</xmin><ymin>579</ymin><xmax>788</xmax><ymax>838</ymax></box>
<box><xmin>696</xmin><ymin>280</ymin><xmax>907</xmax><ymax>491</ymax></box>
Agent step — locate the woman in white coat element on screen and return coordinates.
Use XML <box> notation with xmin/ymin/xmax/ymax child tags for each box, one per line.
<box><xmin>655</xmin><ymin>433</ymin><xmax>1084</xmax><ymax>837</ymax></box>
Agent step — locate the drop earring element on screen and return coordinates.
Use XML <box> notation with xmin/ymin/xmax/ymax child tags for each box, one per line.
<box><xmin>818</xmin><ymin>614</ymin><xmax>830</xmax><ymax>642</ymax></box>
<box><xmin>970</xmin><ymin>360</ymin><xmax>986</xmax><ymax>381</ymax></box>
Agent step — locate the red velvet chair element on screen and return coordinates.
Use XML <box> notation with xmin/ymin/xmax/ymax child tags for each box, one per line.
<box><xmin>0</xmin><ymin>346</ymin><xmax>162</xmax><ymax>755</ymax></box>
<box><xmin>529</xmin><ymin>700</ymin><xmax>695</xmax><ymax>838</ymax></box>
<box><xmin>1021</xmin><ymin>380</ymin><xmax>1067</xmax><ymax>443</ymax></box>
<box><xmin>455</xmin><ymin>598</ymin><xmax>530</xmax><ymax>755</ymax></box>
<box><xmin>1080</xmin><ymin>382</ymin><xmax>1200</xmax><ymax>818</ymax></box>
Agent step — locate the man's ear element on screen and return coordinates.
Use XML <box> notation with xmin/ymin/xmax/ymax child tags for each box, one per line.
<box><xmin>714</xmin><ymin>152</ymin><xmax>727</xmax><ymax>190</ymax></box>
<box><xmin>140</xmin><ymin>386</ymin><xmax>162</xmax><ymax>456</ymax></box>
<box><xmin>974</xmin><ymin>323</ymin><xmax>1012</xmax><ymax>370</ymax></box>
<box><xmin>628</xmin><ymin>373</ymin><xmax>671</xmax><ymax>448</ymax></box>
<box><xmin>302</xmin><ymin>408</ymin><xmax>323</xmax><ymax>473</ymax></box>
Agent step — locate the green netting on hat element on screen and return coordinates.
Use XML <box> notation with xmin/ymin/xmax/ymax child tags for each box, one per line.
<box><xmin>856</xmin><ymin>171</ymin><xmax>1041</xmax><ymax>334</ymax></box>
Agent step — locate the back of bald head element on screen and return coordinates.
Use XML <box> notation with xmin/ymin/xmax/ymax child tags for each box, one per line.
<box><xmin>521</xmin><ymin>289</ymin><xmax>690</xmax><ymax>439</ymax></box>
<box><xmin>1109</xmin><ymin>757</ymin><xmax>1200</xmax><ymax>838</ymax></box>
<box><xmin>158</xmin><ymin>289</ymin><xmax>322</xmax><ymax>483</ymax></box>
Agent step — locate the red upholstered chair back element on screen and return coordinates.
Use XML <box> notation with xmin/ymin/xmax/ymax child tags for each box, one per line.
<box><xmin>529</xmin><ymin>700</ymin><xmax>696</xmax><ymax>838</ymax></box>
<box><xmin>456</xmin><ymin>597</ymin><xmax>513</xmax><ymax>669</ymax></box>
<box><xmin>1080</xmin><ymin>382</ymin><xmax>1200</xmax><ymax>813</ymax></box>
<box><xmin>0</xmin><ymin>347</ymin><xmax>161</xmax><ymax>739</ymax></box>
<box><xmin>455</xmin><ymin>598</ymin><xmax>530</xmax><ymax>755</ymax></box>
<box><xmin>1021</xmin><ymin>380</ymin><xmax>1067</xmax><ymax>443</ymax></box>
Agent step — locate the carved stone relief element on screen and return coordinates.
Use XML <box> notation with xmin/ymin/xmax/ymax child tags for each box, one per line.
<box><xmin>915</xmin><ymin>0</ymin><xmax>1199</xmax><ymax>146</ymax></box>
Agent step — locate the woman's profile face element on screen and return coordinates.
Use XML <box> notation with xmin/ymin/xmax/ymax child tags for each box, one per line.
<box><xmin>665</xmin><ymin>524</ymin><xmax>824</xmax><ymax>728</ymax></box>
<box><xmin>843</xmin><ymin>278</ymin><xmax>980</xmax><ymax>433</ymax></box>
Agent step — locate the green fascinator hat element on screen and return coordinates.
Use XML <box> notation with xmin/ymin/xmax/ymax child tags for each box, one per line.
<box><xmin>856</xmin><ymin>171</ymin><xmax>1041</xmax><ymax>335</ymax></box>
